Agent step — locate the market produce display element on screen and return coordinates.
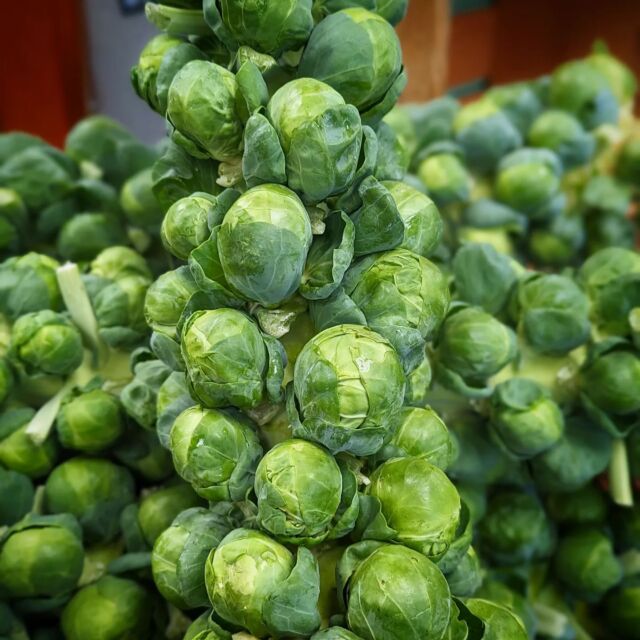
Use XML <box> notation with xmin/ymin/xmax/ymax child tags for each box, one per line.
<box><xmin>1</xmin><ymin>1</ymin><xmax>640</xmax><ymax>639</ymax></box>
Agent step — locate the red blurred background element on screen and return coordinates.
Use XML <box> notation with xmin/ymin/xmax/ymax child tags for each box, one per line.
<box><xmin>1</xmin><ymin>0</ymin><xmax>639</xmax><ymax>147</ymax></box>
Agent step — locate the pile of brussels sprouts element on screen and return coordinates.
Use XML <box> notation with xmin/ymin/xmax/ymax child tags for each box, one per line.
<box><xmin>2</xmin><ymin>1</ymin><xmax>640</xmax><ymax>639</ymax></box>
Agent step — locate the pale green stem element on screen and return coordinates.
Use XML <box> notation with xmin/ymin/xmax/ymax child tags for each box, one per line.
<box><xmin>24</xmin><ymin>378</ymin><xmax>75</xmax><ymax>445</ymax></box>
<box><xmin>30</xmin><ymin>485</ymin><xmax>45</xmax><ymax>515</ymax></box>
<box><xmin>610</xmin><ymin>438</ymin><xmax>634</xmax><ymax>508</ymax></box>
<box><xmin>532</xmin><ymin>602</ymin><xmax>571</xmax><ymax>639</ymax></box>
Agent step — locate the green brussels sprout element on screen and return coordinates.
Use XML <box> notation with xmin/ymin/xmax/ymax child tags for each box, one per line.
<box><xmin>311</xmin><ymin>628</ymin><xmax>363</xmax><ymax>640</ymax></box>
<box><xmin>265</xmin><ymin>78</ymin><xmax>364</xmax><ymax>203</ymax></box>
<box><xmin>170</xmin><ymin>405</ymin><xmax>263</xmax><ymax>501</ymax></box>
<box><xmin>0</xmin><ymin>514</ymin><xmax>84</xmax><ymax>600</ymax></box>
<box><xmin>578</xmin><ymin>247</ymin><xmax>640</xmax><ymax>337</ymax></box>
<box><xmin>476</xmin><ymin>580</ymin><xmax>537</xmax><ymax>639</ymax></box>
<box><xmin>489</xmin><ymin>378</ymin><xmax>564</xmax><ymax>458</ymax></box>
<box><xmin>156</xmin><ymin>370</ymin><xmax>194</xmax><ymax>447</ymax></box>
<box><xmin>361</xmin><ymin>456</ymin><xmax>460</xmax><ymax>560</ymax></box>
<box><xmin>0</xmin><ymin>407</ymin><xmax>58</xmax><ymax>478</ymax></box>
<box><xmin>486</xmin><ymin>82</ymin><xmax>543</xmax><ymax>134</ymax></box>
<box><xmin>0</xmin><ymin>144</ymin><xmax>78</xmax><ymax>211</ymax></box>
<box><xmin>0</xmin><ymin>252</ymin><xmax>62</xmax><ymax>319</ymax></box>
<box><xmin>603</xmin><ymin>579</ymin><xmax>640</xmax><ymax>640</ymax></box>
<box><xmin>255</xmin><ymin>439</ymin><xmax>358</xmax><ymax>544</ymax></box>
<box><xmin>528</xmin><ymin>211</ymin><xmax>585</xmax><ymax>267</ymax></box>
<box><xmin>145</xmin><ymin>267</ymin><xmax>199</xmax><ymax>340</ymax></box>
<box><xmin>531</xmin><ymin>415</ymin><xmax>612</xmax><ymax>493</ymax></box>
<box><xmin>452</xmin><ymin>242</ymin><xmax>521</xmax><ymax>315</ymax></box>
<box><xmin>291</xmin><ymin>324</ymin><xmax>405</xmax><ymax>455</ymax></box>
<box><xmin>373</xmin><ymin>406</ymin><xmax>453</xmax><ymax>469</ymax></box>
<box><xmin>181</xmin><ymin>308</ymin><xmax>285</xmax><ymax>409</ymax></box>
<box><xmin>89</xmin><ymin>246</ymin><xmax>152</xmax><ymax>282</ymax></box>
<box><xmin>588</xmin><ymin>42</ymin><xmax>637</xmax><ymax>105</ymax></box>
<box><xmin>57</xmin><ymin>212</ymin><xmax>127</xmax><ymax>262</ymax></box>
<box><xmin>546</xmin><ymin>484</ymin><xmax>608</xmax><ymax>527</ymax></box>
<box><xmin>435</xmin><ymin>305</ymin><xmax>517</xmax><ymax>397</ymax></box>
<box><xmin>205</xmin><ymin>528</ymin><xmax>321</xmax><ymax>637</ymax></box>
<box><xmin>56</xmin><ymin>388</ymin><xmax>123</xmax><ymax>453</ymax></box>
<box><xmin>549</xmin><ymin>59</ymin><xmax>619</xmax><ymax>129</ymax></box>
<box><xmin>617</xmin><ymin>134</ymin><xmax>640</xmax><ymax>184</ymax></box>
<box><xmin>113</xmin><ymin>425</ymin><xmax>174</xmax><ymax>482</ymax></box>
<box><xmin>337</xmin><ymin>542</ymin><xmax>451</xmax><ymax>640</ymax></box>
<box><xmin>417</xmin><ymin>144</ymin><xmax>471</xmax><ymax>207</ymax></box>
<box><xmin>585</xmin><ymin>208</ymin><xmax>635</xmax><ymax>255</ymax></box>
<box><xmin>374</xmin><ymin>121</ymin><xmax>410</xmax><ymax>181</ymax></box>
<box><xmin>453</xmin><ymin>99</ymin><xmax>522</xmax><ymax>174</ymax></box>
<box><xmin>495</xmin><ymin>148</ymin><xmax>563</xmax><ymax>220</ymax></box>
<box><xmin>403</xmin><ymin>350</ymin><xmax>433</xmax><ymax>407</ymax></box>
<box><xmin>90</xmin><ymin>275</ymin><xmax>150</xmax><ymax>348</ymax></box>
<box><xmin>61</xmin><ymin>576</ymin><xmax>153</xmax><ymax>640</ymax></box>
<box><xmin>167</xmin><ymin>60</ymin><xmax>243</xmax><ymax>162</ymax></box>
<box><xmin>462</xmin><ymin>598</ymin><xmax>528</xmax><ymax>640</ymax></box>
<box><xmin>580</xmin><ymin>340</ymin><xmax>640</xmax><ymax>416</ymax></box>
<box><xmin>9</xmin><ymin>310</ymin><xmax>83</xmax><ymax>377</ymax></box>
<box><xmin>205</xmin><ymin>0</ymin><xmax>313</xmax><ymax>55</ymax></box>
<box><xmin>152</xmin><ymin>506</ymin><xmax>234</xmax><ymax>609</ymax></box>
<box><xmin>457</xmin><ymin>483</ymin><xmax>488</xmax><ymax>523</ymax></box>
<box><xmin>217</xmin><ymin>184</ymin><xmax>312</xmax><ymax>306</ymax></box>
<box><xmin>0</xmin><ymin>131</ymin><xmax>46</xmax><ymax>163</ymax></box>
<box><xmin>135</xmin><ymin>481</ymin><xmax>205</xmax><ymax>548</ymax></box>
<box><xmin>511</xmin><ymin>273</ymin><xmax>591</xmax><ymax>355</ymax></box>
<box><xmin>479</xmin><ymin>490</ymin><xmax>555</xmax><ymax>566</ymax></box>
<box><xmin>65</xmin><ymin>115</ymin><xmax>157</xmax><ymax>189</ymax></box>
<box><xmin>161</xmin><ymin>192</ymin><xmax>216</xmax><ymax>259</ymax></box>
<box><xmin>120</xmin><ymin>167</ymin><xmax>164</xmax><ymax>231</ymax></box>
<box><xmin>299</xmin><ymin>8</ymin><xmax>404</xmax><ymax>122</ymax></box>
<box><xmin>333</xmin><ymin>249</ymin><xmax>450</xmax><ymax>371</ymax></box>
<box><xmin>528</xmin><ymin>110</ymin><xmax>595</xmax><ymax>169</ymax></box>
<box><xmin>44</xmin><ymin>457</ymin><xmax>135</xmax><ymax>544</ymax></box>
<box><xmin>0</xmin><ymin>188</ymin><xmax>27</xmax><ymax>254</ymax></box>
<box><xmin>445</xmin><ymin>546</ymin><xmax>482</xmax><ymax>597</ymax></box>
<box><xmin>184</xmin><ymin>611</ymin><xmax>232</xmax><ymax>640</ymax></box>
<box><xmin>314</xmin><ymin>0</ymin><xmax>409</xmax><ymax>26</ymax></box>
<box><xmin>0</xmin><ymin>467</ymin><xmax>34</xmax><ymax>526</ymax></box>
<box><xmin>380</xmin><ymin>181</ymin><xmax>442</xmax><ymax>257</ymax></box>
<box><xmin>553</xmin><ymin>528</ymin><xmax>622</xmax><ymax>602</ymax></box>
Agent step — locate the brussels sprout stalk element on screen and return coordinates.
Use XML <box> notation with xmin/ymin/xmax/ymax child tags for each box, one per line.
<box><xmin>610</xmin><ymin>438</ymin><xmax>634</xmax><ymax>507</ymax></box>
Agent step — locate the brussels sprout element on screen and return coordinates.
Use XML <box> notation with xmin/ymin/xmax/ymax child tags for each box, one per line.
<box><xmin>65</xmin><ymin>115</ymin><xmax>157</xmax><ymax>189</ymax></box>
<box><xmin>90</xmin><ymin>246</ymin><xmax>152</xmax><ymax>282</ymax></box>
<box><xmin>167</xmin><ymin>60</ymin><xmax>243</xmax><ymax>162</ymax></box>
<box><xmin>549</xmin><ymin>59</ymin><xmax>619</xmax><ymax>129</ymax></box>
<box><xmin>120</xmin><ymin>167</ymin><xmax>163</xmax><ymax>232</ymax></box>
<box><xmin>403</xmin><ymin>350</ymin><xmax>433</xmax><ymax>406</ymax></box>
<box><xmin>255</xmin><ymin>439</ymin><xmax>358</xmax><ymax>544</ymax></box>
<box><xmin>56</xmin><ymin>388</ymin><xmax>123</xmax><ymax>453</ymax></box>
<box><xmin>617</xmin><ymin>134</ymin><xmax>640</xmax><ymax>184</ymax></box>
<box><xmin>0</xmin><ymin>188</ymin><xmax>28</xmax><ymax>254</ymax></box>
<box><xmin>216</xmin><ymin>184</ymin><xmax>312</xmax><ymax>306</ymax></box>
<box><xmin>495</xmin><ymin>148</ymin><xmax>563</xmax><ymax>220</ymax></box>
<box><xmin>443</xmin><ymin>546</ymin><xmax>481</xmax><ymax>598</ymax></box>
<box><xmin>0</xmin><ymin>467</ymin><xmax>34</xmax><ymax>526</ymax></box>
<box><xmin>152</xmin><ymin>506</ymin><xmax>234</xmax><ymax>609</ymax></box>
<box><xmin>531</xmin><ymin>414</ymin><xmax>612</xmax><ymax>493</ymax></box>
<box><xmin>314</xmin><ymin>0</ymin><xmax>409</xmax><ymax>25</ymax></box>
<box><xmin>0</xmin><ymin>514</ymin><xmax>84</xmax><ymax>600</ymax></box>
<box><xmin>603</xmin><ymin>579</ymin><xmax>640</xmax><ymax>640</ymax></box>
<box><xmin>291</xmin><ymin>324</ymin><xmax>404</xmax><ymax>455</ymax></box>
<box><xmin>161</xmin><ymin>192</ymin><xmax>216</xmax><ymax>260</ymax></box>
<box><xmin>528</xmin><ymin>110</ymin><xmax>595</xmax><ymax>169</ymax></box>
<box><xmin>265</xmin><ymin>78</ymin><xmax>364</xmax><ymax>203</ymax></box>
<box><xmin>144</xmin><ymin>267</ymin><xmax>199</xmax><ymax>340</ymax></box>
<box><xmin>476</xmin><ymin>580</ymin><xmax>536</xmax><ymax>639</ymax></box>
<box><xmin>181</xmin><ymin>308</ymin><xmax>285</xmax><ymax>409</ymax></box>
<box><xmin>360</xmin><ymin>456</ymin><xmax>460</xmax><ymax>560</ymax></box>
<box><xmin>61</xmin><ymin>576</ymin><xmax>153</xmax><ymax>640</ymax></box>
<box><xmin>546</xmin><ymin>484</ymin><xmax>608</xmax><ymax>527</ymax></box>
<box><xmin>0</xmin><ymin>144</ymin><xmax>78</xmax><ymax>211</ymax></box>
<box><xmin>373</xmin><ymin>406</ymin><xmax>453</xmax><ymax>469</ymax></box>
<box><xmin>580</xmin><ymin>340</ymin><xmax>640</xmax><ymax>416</ymax></box>
<box><xmin>205</xmin><ymin>528</ymin><xmax>321</xmax><ymax>637</ymax></box>
<box><xmin>486</xmin><ymin>82</ymin><xmax>543</xmax><ymax>134</ymax></box>
<box><xmin>578</xmin><ymin>247</ymin><xmax>640</xmax><ymax>337</ymax></box>
<box><xmin>528</xmin><ymin>211</ymin><xmax>585</xmax><ymax>267</ymax></box>
<box><xmin>113</xmin><ymin>425</ymin><xmax>174</xmax><ymax>482</ymax></box>
<box><xmin>156</xmin><ymin>370</ymin><xmax>194</xmax><ymax>447</ymax></box>
<box><xmin>489</xmin><ymin>378</ymin><xmax>564</xmax><ymax>458</ymax></box>
<box><xmin>553</xmin><ymin>528</ymin><xmax>622</xmax><ymax>602</ymax></box>
<box><xmin>0</xmin><ymin>407</ymin><xmax>58</xmax><ymax>478</ymax></box>
<box><xmin>57</xmin><ymin>212</ymin><xmax>127</xmax><ymax>262</ymax></box>
<box><xmin>311</xmin><ymin>628</ymin><xmax>363</xmax><ymax>640</ymax></box>
<box><xmin>0</xmin><ymin>131</ymin><xmax>46</xmax><ymax>163</ymax></box>
<box><xmin>170</xmin><ymin>405</ymin><xmax>262</xmax><ymax>501</ymax></box>
<box><xmin>417</xmin><ymin>145</ymin><xmax>471</xmax><ymax>207</ymax></box>
<box><xmin>479</xmin><ymin>490</ymin><xmax>555</xmax><ymax>566</ymax></box>
<box><xmin>206</xmin><ymin>0</ymin><xmax>313</xmax><ymax>55</ymax></box>
<box><xmin>463</xmin><ymin>598</ymin><xmax>528</xmax><ymax>640</ymax></box>
<box><xmin>374</xmin><ymin>121</ymin><xmax>410</xmax><ymax>182</ymax></box>
<box><xmin>435</xmin><ymin>305</ymin><xmax>517</xmax><ymax>397</ymax></box>
<box><xmin>0</xmin><ymin>252</ymin><xmax>62</xmax><ymax>319</ymax></box>
<box><xmin>453</xmin><ymin>99</ymin><xmax>522</xmax><ymax>174</ymax></box>
<box><xmin>9</xmin><ymin>310</ymin><xmax>83</xmax><ymax>377</ymax></box>
<box><xmin>337</xmin><ymin>541</ymin><xmax>451</xmax><ymax>640</ymax></box>
<box><xmin>299</xmin><ymin>8</ymin><xmax>404</xmax><ymax>121</ymax></box>
<box><xmin>588</xmin><ymin>42</ymin><xmax>637</xmax><ymax>105</ymax></box>
<box><xmin>452</xmin><ymin>242</ymin><xmax>521</xmax><ymax>315</ymax></box>
<box><xmin>44</xmin><ymin>457</ymin><xmax>135</xmax><ymax>544</ymax></box>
